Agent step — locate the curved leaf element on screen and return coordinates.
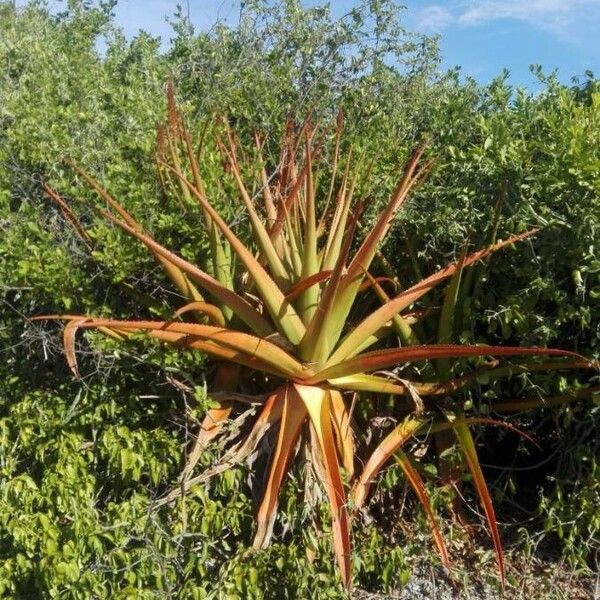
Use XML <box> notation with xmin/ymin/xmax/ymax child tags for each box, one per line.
<box><xmin>452</xmin><ymin>421</ymin><xmax>505</xmax><ymax>588</ymax></box>
<box><xmin>159</xmin><ymin>162</ymin><xmax>306</xmax><ymax>345</ymax></box>
<box><xmin>101</xmin><ymin>212</ymin><xmax>274</xmax><ymax>337</ymax></box>
<box><xmin>294</xmin><ymin>384</ymin><xmax>352</xmax><ymax>591</ymax></box>
<box><xmin>329</xmin><ymin>230</ymin><xmax>538</xmax><ymax>363</ymax></box>
<box><xmin>352</xmin><ymin>415</ymin><xmax>426</xmax><ymax>509</ymax></box>
<box><xmin>394</xmin><ymin>451</ymin><xmax>450</xmax><ymax>569</ymax></box>
<box><xmin>313</xmin><ymin>344</ymin><xmax>584</xmax><ymax>382</ymax></box>
<box><xmin>46</xmin><ymin>316</ymin><xmax>308</xmax><ymax>380</ymax></box>
<box><xmin>254</xmin><ymin>385</ymin><xmax>307</xmax><ymax>548</ymax></box>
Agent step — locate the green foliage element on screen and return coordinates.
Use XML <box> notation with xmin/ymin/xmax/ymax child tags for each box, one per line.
<box><xmin>0</xmin><ymin>376</ymin><xmax>418</xmax><ymax>598</ymax></box>
<box><xmin>1</xmin><ymin>0</ymin><xmax>599</xmax><ymax>597</ymax></box>
<box><xmin>539</xmin><ymin>401</ymin><xmax>600</xmax><ymax>569</ymax></box>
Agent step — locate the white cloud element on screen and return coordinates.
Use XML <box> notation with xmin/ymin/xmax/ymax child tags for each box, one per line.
<box><xmin>457</xmin><ymin>0</ymin><xmax>599</xmax><ymax>32</ymax></box>
<box><xmin>409</xmin><ymin>0</ymin><xmax>600</xmax><ymax>40</ymax></box>
<box><xmin>416</xmin><ymin>5</ymin><xmax>455</xmax><ymax>32</ymax></box>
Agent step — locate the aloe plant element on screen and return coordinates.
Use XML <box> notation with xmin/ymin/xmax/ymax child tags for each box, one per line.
<box><xmin>38</xmin><ymin>87</ymin><xmax>597</xmax><ymax>592</ymax></box>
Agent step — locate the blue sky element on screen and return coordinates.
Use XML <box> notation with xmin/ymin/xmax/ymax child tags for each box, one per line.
<box><xmin>18</xmin><ymin>0</ymin><xmax>600</xmax><ymax>88</ymax></box>
<box><xmin>409</xmin><ymin>0</ymin><xmax>600</xmax><ymax>87</ymax></box>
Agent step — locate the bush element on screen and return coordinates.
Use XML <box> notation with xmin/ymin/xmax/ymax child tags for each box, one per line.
<box><xmin>1</xmin><ymin>1</ymin><xmax>598</xmax><ymax>596</ymax></box>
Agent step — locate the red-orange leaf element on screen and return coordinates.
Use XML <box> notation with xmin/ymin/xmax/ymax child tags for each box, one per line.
<box><xmin>42</xmin><ymin>316</ymin><xmax>308</xmax><ymax>380</ymax></box>
<box><xmin>254</xmin><ymin>385</ymin><xmax>307</xmax><ymax>548</ymax></box>
<box><xmin>314</xmin><ymin>344</ymin><xmax>584</xmax><ymax>383</ymax></box>
<box><xmin>394</xmin><ymin>451</ymin><xmax>450</xmax><ymax>569</ymax></box>
<box><xmin>100</xmin><ymin>212</ymin><xmax>274</xmax><ymax>337</ymax></box>
<box><xmin>284</xmin><ymin>270</ymin><xmax>333</xmax><ymax>302</ymax></box>
<box><xmin>352</xmin><ymin>415</ymin><xmax>425</xmax><ymax>509</ymax></box>
<box><xmin>452</xmin><ymin>421</ymin><xmax>505</xmax><ymax>588</ymax></box>
<box><xmin>295</xmin><ymin>384</ymin><xmax>352</xmax><ymax>590</ymax></box>
<box><xmin>329</xmin><ymin>390</ymin><xmax>355</xmax><ymax>478</ymax></box>
<box><xmin>171</xmin><ymin>301</ymin><xmax>226</xmax><ymax>327</ymax></box>
<box><xmin>330</xmin><ymin>230</ymin><xmax>538</xmax><ymax>363</ymax></box>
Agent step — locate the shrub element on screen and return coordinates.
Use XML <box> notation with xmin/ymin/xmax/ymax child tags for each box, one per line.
<box><xmin>1</xmin><ymin>1</ymin><xmax>599</xmax><ymax>596</ymax></box>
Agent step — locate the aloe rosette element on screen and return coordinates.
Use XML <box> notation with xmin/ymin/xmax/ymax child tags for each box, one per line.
<box><xmin>38</xmin><ymin>87</ymin><xmax>597</xmax><ymax>591</ymax></box>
